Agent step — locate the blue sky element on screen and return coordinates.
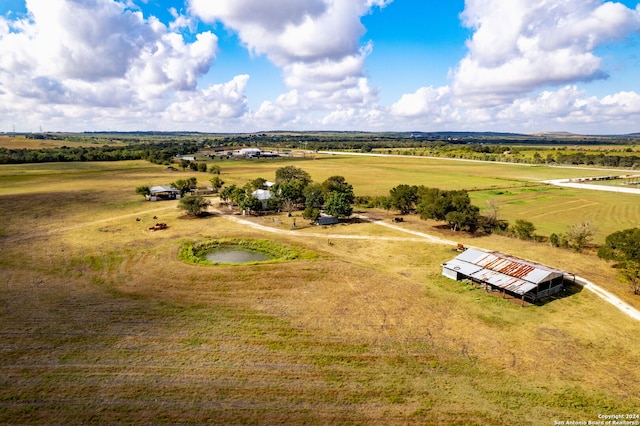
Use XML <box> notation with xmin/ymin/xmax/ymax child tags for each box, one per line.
<box><xmin>1</xmin><ymin>0</ymin><xmax>639</xmax><ymax>134</ymax></box>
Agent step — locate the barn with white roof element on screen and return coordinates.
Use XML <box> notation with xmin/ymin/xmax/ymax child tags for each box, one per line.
<box><xmin>441</xmin><ymin>248</ymin><xmax>568</xmax><ymax>304</ymax></box>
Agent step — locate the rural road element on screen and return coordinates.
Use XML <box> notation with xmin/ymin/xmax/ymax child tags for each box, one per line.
<box><xmin>543</xmin><ymin>179</ymin><xmax>640</xmax><ymax>195</ymax></box>
<box><xmin>218</xmin><ymin>208</ymin><xmax>640</xmax><ymax>322</ymax></box>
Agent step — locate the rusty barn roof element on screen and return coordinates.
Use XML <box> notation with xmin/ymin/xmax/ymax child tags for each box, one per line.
<box><xmin>455</xmin><ymin>248</ymin><xmax>565</xmax><ymax>285</ymax></box>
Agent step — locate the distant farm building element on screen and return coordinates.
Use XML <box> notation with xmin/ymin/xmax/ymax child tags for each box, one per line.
<box><xmin>441</xmin><ymin>248</ymin><xmax>567</xmax><ymax>304</ymax></box>
<box><xmin>239</xmin><ymin>148</ymin><xmax>262</xmax><ymax>157</ymax></box>
<box><xmin>148</xmin><ymin>186</ymin><xmax>181</xmax><ymax>201</ymax></box>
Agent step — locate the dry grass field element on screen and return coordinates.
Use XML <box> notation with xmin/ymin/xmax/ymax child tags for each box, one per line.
<box><xmin>1</xmin><ymin>158</ymin><xmax>639</xmax><ymax>425</ymax></box>
<box><xmin>0</xmin><ymin>135</ymin><xmax>125</xmax><ymax>149</ymax></box>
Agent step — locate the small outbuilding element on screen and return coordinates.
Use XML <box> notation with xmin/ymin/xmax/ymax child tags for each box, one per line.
<box><xmin>316</xmin><ymin>215</ymin><xmax>339</xmax><ymax>226</ymax></box>
<box><xmin>442</xmin><ymin>248</ymin><xmax>567</xmax><ymax>304</ymax></box>
<box><xmin>149</xmin><ymin>186</ymin><xmax>181</xmax><ymax>201</ymax></box>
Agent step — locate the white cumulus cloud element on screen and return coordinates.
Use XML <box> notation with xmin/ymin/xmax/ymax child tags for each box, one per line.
<box><xmin>0</xmin><ymin>0</ymin><xmax>250</xmax><ymax>131</ymax></box>
<box><xmin>189</xmin><ymin>0</ymin><xmax>390</xmax><ymax>119</ymax></box>
<box><xmin>452</xmin><ymin>0</ymin><xmax>640</xmax><ymax>105</ymax></box>
<box><xmin>164</xmin><ymin>75</ymin><xmax>250</xmax><ymax>124</ymax></box>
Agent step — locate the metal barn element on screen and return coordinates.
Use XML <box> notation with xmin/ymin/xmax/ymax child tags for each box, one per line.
<box><xmin>149</xmin><ymin>186</ymin><xmax>181</xmax><ymax>201</ymax></box>
<box><xmin>442</xmin><ymin>248</ymin><xmax>567</xmax><ymax>304</ymax></box>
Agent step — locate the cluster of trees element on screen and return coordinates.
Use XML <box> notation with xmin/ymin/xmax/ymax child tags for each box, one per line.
<box><xmin>216</xmin><ymin>166</ymin><xmax>355</xmax><ymax>221</ymax></box>
<box><xmin>365</xmin><ymin>184</ymin><xmax>481</xmax><ymax>232</ymax></box>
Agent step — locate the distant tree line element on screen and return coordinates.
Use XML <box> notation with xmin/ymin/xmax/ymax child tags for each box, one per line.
<box><xmin>4</xmin><ymin>131</ymin><xmax>639</xmax><ymax>168</ymax></box>
<box><xmin>0</xmin><ymin>141</ymin><xmax>200</xmax><ymax>165</ymax></box>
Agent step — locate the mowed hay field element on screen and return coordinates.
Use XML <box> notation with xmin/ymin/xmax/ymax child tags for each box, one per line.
<box><xmin>1</xmin><ymin>159</ymin><xmax>640</xmax><ymax>425</ymax></box>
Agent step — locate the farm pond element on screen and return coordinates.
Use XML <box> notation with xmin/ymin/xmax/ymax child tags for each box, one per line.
<box><xmin>205</xmin><ymin>249</ymin><xmax>272</xmax><ymax>264</ymax></box>
<box><xmin>179</xmin><ymin>238</ymin><xmax>311</xmax><ymax>266</ymax></box>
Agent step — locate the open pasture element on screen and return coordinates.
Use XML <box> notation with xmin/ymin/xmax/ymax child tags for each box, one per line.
<box><xmin>1</xmin><ymin>158</ymin><xmax>639</xmax><ymax>424</ymax></box>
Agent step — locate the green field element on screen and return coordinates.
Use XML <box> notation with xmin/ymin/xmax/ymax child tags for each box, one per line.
<box><xmin>1</xmin><ymin>157</ymin><xmax>639</xmax><ymax>424</ymax></box>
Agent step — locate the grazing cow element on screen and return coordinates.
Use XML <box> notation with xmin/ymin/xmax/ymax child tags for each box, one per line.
<box><xmin>393</xmin><ymin>217</ymin><xmax>404</xmax><ymax>223</ymax></box>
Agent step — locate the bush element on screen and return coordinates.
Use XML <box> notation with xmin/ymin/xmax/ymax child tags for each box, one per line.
<box><xmin>178</xmin><ymin>195</ymin><xmax>211</xmax><ymax>216</ymax></box>
<box><xmin>511</xmin><ymin>219</ymin><xmax>536</xmax><ymax>240</ymax></box>
<box><xmin>135</xmin><ymin>185</ymin><xmax>150</xmax><ymax>198</ymax></box>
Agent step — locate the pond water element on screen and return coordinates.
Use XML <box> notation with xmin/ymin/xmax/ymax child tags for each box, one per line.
<box><xmin>205</xmin><ymin>249</ymin><xmax>271</xmax><ymax>264</ymax></box>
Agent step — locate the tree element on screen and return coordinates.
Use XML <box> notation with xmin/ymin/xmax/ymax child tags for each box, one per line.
<box><xmin>416</xmin><ymin>188</ymin><xmax>479</xmax><ymax>231</ymax></box>
<box><xmin>220</xmin><ymin>184</ymin><xmax>236</xmax><ymax>206</ymax></box>
<box><xmin>321</xmin><ymin>176</ymin><xmax>354</xmax><ymax>203</ymax></box>
<box><xmin>621</xmin><ymin>264</ymin><xmax>640</xmax><ymax>296</ymax></box>
<box><xmin>230</xmin><ymin>185</ymin><xmax>249</xmax><ymax>209</ymax></box>
<box><xmin>273</xmin><ymin>166</ymin><xmax>311</xmax><ymax>214</ymax></box>
<box><xmin>303</xmin><ymin>206</ymin><xmax>320</xmax><ymax>222</ymax></box>
<box><xmin>197</xmin><ymin>162</ymin><xmax>208</xmax><ymax>173</ymax></box>
<box><xmin>416</xmin><ymin>187</ymin><xmax>446</xmax><ymax>220</ymax></box>
<box><xmin>566</xmin><ymin>222</ymin><xmax>597</xmax><ymax>252</ymax></box>
<box><xmin>178</xmin><ymin>195</ymin><xmax>211</xmax><ymax>216</ymax></box>
<box><xmin>275</xmin><ymin>165</ymin><xmax>311</xmax><ymax>185</ymax></box>
<box><xmin>171</xmin><ymin>177</ymin><xmax>197</xmax><ymax>196</ymax></box>
<box><xmin>598</xmin><ymin>228</ymin><xmax>640</xmax><ymax>263</ymax></box>
<box><xmin>485</xmin><ymin>199</ymin><xmax>500</xmax><ymax>229</ymax></box>
<box><xmin>250</xmin><ymin>177</ymin><xmax>267</xmax><ymax>190</ymax></box>
<box><xmin>303</xmin><ymin>183</ymin><xmax>325</xmax><ymax>209</ymax></box>
<box><xmin>135</xmin><ymin>185</ymin><xmax>150</xmax><ymax>198</ymax></box>
<box><xmin>511</xmin><ymin>219</ymin><xmax>536</xmax><ymax>240</ymax></box>
<box><xmin>239</xmin><ymin>189</ymin><xmax>264</xmax><ymax>215</ymax></box>
<box><xmin>324</xmin><ymin>191</ymin><xmax>353</xmax><ymax>218</ymax></box>
<box><xmin>209</xmin><ymin>176</ymin><xmax>224</xmax><ymax>192</ymax></box>
<box><xmin>445</xmin><ymin>205</ymin><xmax>479</xmax><ymax>232</ymax></box>
<box><xmin>389</xmin><ymin>184</ymin><xmax>418</xmax><ymax>215</ymax></box>
<box><xmin>598</xmin><ymin>228</ymin><xmax>640</xmax><ymax>295</ymax></box>
<box><xmin>372</xmin><ymin>195</ymin><xmax>393</xmax><ymax>214</ymax></box>
<box><xmin>180</xmin><ymin>159</ymin><xmax>190</xmax><ymax>171</ymax></box>
<box><xmin>209</xmin><ymin>165</ymin><xmax>221</xmax><ymax>175</ymax></box>
<box><xmin>273</xmin><ymin>180</ymin><xmax>307</xmax><ymax>213</ymax></box>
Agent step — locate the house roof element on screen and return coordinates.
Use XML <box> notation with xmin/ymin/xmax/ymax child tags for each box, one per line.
<box><xmin>150</xmin><ymin>185</ymin><xmax>180</xmax><ymax>194</ymax></box>
<box><xmin>443</xmin><ymin>248</ymin><xmax>566</xmax><ymax>295</ymax></box>
<box><xmin>252</xmin><ymin>189</ymin><xmax>271</xmax><ymax>200</ymax></box>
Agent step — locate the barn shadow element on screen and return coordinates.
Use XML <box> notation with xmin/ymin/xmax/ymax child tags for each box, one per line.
<box><xmin>529</xmin><ymin>279</ymin><xmax>584</xmax><ymax>306</ymax></box>
<box><xmin>466</xmin><ymin>278</ymin><xmax>583</xmax><ymax>307</ymax></box>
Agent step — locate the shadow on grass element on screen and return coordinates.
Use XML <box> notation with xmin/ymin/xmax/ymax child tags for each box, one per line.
<box><xmin>530</xmin><ymin>281</ymin><xmax>584</xmax><ymax>307</ymax></box>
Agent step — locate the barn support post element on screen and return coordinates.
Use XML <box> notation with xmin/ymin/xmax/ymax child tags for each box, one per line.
<box><xmin>521</xmin><ymin>294</ymin><xmax>525</xmax><ymax>307</ymax></box>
